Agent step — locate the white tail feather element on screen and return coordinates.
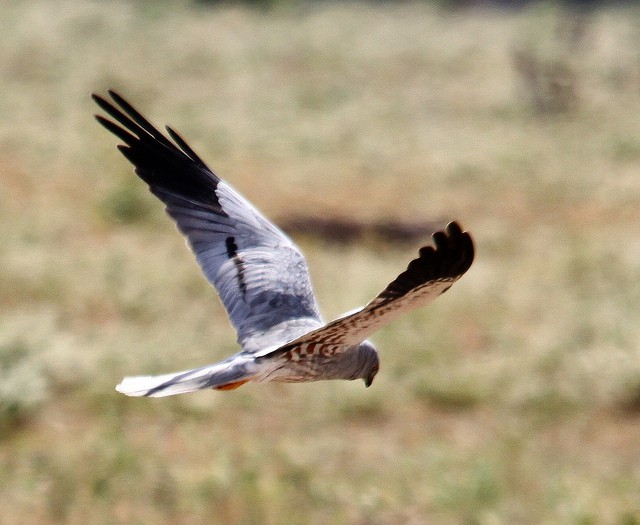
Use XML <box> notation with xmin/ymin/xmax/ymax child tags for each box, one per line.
<box><xmin>115</xmin><ymin>358</ymin><xmax>253</xmax><ymax>397</ymax></box>
<box><xmin>116</xmin><ymin>370</ymin><xmax>205</xmax><ymax>397</ymax></box>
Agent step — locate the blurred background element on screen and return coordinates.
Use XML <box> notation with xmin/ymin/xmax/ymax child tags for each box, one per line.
<box><xmin>1</xmin><ymin>1</ymin><xmax>639</xmax><ymax>523</ymax></box>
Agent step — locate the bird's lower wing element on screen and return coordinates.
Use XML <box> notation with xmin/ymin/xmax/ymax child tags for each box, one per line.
<box><xmin>258</xmin><ymin>222</ymin><xmax>474</xmax><ymax>356</ymax></box>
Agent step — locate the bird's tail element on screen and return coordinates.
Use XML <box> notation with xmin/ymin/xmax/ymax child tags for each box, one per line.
<box><xmin>115</xmin><ymin>356</ymin><xmax>255</xmax><ymax>397</ymax></box>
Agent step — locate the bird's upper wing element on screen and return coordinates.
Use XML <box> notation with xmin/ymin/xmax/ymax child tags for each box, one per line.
<box><xmin>257</xmin><ymin>221</ymin><xmax>473</xmax><ymax>357</ymax></box>
<box><xmin>93</xmin><ymin>91</ymin><xmax>322</xmax><ymax>351</ymax></box>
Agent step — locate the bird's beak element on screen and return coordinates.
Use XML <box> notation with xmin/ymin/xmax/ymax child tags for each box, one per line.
<box><xmin>364</xmin><ymin>375</ymin><xmax>374</xmax><ymax>388</ymax></box>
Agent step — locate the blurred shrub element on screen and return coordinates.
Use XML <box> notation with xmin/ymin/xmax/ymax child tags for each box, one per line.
<box><xmin>0</xmin><ymin>337</ymin><xmax>49</xmax><ymax>433</ymax></box>
<box><xmin>0</xmin><ymin>313</ymin><xmax>89</xmax><ymax>434</ymax></box>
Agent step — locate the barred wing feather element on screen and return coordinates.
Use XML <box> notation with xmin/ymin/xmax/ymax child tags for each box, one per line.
<box><xmin>260</xmin><ymin>221</ymin><xmax>474</xmax><ymax>355</ymax></box>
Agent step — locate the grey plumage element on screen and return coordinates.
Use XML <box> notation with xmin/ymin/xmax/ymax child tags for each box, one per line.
<box><xmin>93</xmin><ymin>91</ymin><xmax>474</xmax><ymax>397</ymax></box>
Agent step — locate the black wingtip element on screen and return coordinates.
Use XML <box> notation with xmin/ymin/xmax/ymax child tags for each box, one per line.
<box><xmin>91</xmin><ymin>89</ymin><xmax>124</xmax><ymax>107</ymax></box>
<box><xmin>378</xmin><ymin>221</ymin><xmax>474</xmax><ymax>302</ymax></box>
<box><xmin>93</xmin><ymin>89</ymin><xmax>225</xmax><ymax>212</ymax></box>
<box><xmin>427</xmin><ymin>220</ymin><xmax>475</xmax><ymax>279</ymax></box>
<box><xmin>91</xmin><ymin>92</ymin><xmax>114</xmax><ymax>115</ymax></box>
<box><xmin>441</xmin><ymin>220</ymin><xmax>474</xmax><ymax>276</ymax></box>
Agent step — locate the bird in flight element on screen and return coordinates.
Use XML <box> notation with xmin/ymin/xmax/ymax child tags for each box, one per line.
<box><xmin>93</xmin><ymin>90</ymin><xmax>474</xmax><ymax>397</ymax></box>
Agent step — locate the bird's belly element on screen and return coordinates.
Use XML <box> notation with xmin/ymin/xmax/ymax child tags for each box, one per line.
<box><xmin>257</xmin><ymin>349</ymin><xmax>352</xmax><ymax>384</ymax></box>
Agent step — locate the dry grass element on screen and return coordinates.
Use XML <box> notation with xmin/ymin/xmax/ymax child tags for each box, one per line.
<box><xmin>1</xmin><ymin>1</ymin><xmax>640</xmax><ymax>524</ymax></box>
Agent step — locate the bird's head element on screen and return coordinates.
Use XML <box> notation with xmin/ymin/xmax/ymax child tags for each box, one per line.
<box><xmin>357</xmin><ymin>340</ymin><xmax>379</xmax><ymax>387</ymax></box>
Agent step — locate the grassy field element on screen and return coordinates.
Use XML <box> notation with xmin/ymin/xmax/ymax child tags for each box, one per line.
<box><xmin>2</xmin><ymin>1</ymin><xmax>640</xmax><ymax>523</ymax></box>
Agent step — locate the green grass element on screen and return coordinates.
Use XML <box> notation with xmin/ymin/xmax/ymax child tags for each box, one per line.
<box><xmin>1</xmin><ymin>1</ymin><xmax>640</xmax><ymax>523</ymax></box>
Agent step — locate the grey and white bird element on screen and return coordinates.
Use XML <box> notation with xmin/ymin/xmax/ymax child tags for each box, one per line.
<box><xmin>93</xmin><ymin>90</ymin><xmax>474</xmax><ymax>397</ymax></box>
